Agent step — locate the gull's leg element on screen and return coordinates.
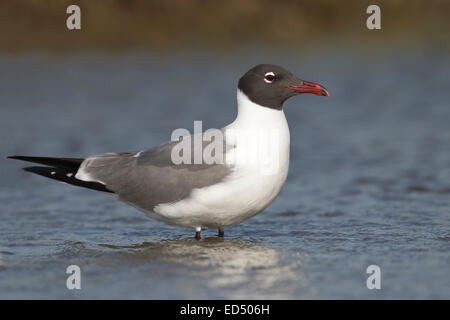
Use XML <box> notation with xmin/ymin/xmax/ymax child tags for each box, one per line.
<box><xmin>218</xmin><ymin>227</ymin><xmax>224</xmax><ymax>237</ymax></box>
<box><xmin>195</xmin><ymin>226</ymin><xmax>201</xmax><ymax>240</ymax></box>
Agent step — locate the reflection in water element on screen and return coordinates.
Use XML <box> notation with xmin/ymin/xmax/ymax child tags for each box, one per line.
<box><xmin>98</xmin><ymin>238</ymin><xmax>308</xmax><ymax>299</ymax></box>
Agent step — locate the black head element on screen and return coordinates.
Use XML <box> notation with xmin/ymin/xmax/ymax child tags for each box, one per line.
<box><xmin>238</xmin><ymin>64</ymin><xmax>329</xmax><ymax>110</ymax></box>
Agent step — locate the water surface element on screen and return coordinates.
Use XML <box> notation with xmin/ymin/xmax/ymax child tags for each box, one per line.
<box><xmin>1</xmin><ymin>48</ymin><xmax>449</xmax><ymax>299</ymax></box>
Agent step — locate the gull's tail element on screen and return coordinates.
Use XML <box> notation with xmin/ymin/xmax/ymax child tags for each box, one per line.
<box><xmin>7</xmin><ymin>156</ymin><xmax>114</xmax><ymax>193</ymax></box>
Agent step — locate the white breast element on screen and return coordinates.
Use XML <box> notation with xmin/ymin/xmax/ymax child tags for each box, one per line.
<box><xmin>153</xmin><ymin>90</ymin><xmax>290</xmax><ymax>228</ymax></box>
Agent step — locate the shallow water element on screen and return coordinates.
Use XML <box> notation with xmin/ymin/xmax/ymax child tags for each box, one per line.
<box><xmin>0</xmin><ymin>48</ymin><xmax>449</xmax><ymax>299</ymax></box>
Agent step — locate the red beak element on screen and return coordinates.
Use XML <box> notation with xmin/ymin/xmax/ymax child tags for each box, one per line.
<box><xmin>286</xmin><ymin>80</ymin><xmax>330</xmax><ymax>97</ymax></box>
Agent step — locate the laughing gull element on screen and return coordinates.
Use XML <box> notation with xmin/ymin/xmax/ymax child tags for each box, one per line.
<box><xmin>9</xmin><ymin>64</ymin><xmax>329</xmax><ymax>240</ymax></box>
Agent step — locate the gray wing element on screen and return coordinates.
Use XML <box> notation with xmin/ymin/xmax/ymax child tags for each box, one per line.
<box><xmin>77</xmin><ymin>133</ymin><xmax>233</xmax><ymax>211</ymax></box>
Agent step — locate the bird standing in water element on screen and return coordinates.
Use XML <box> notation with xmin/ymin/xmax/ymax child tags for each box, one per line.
<box><xmin>9</xmin><ymin>64</ymin><xmax>329</xmax><ymax>240</ymax></box>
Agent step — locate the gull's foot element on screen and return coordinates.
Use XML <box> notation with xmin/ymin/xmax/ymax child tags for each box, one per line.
<box><xmin>195</xmin><ymin>226</ymin><xmax>201</xmax><ymax>240</ymax></box>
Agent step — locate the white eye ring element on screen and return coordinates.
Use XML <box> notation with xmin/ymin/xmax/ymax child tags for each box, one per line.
<box><xmin>264</xmin><ymin>72</ymin><xmax>275</xmax><ymax>83</ymax></box>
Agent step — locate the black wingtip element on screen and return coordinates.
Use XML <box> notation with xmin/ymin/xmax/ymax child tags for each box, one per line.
<box><xmin>6</xmin><ymin>155</ymin><xmax>84</xmax><ymax>169</ymax></box>
<box><xmin>9</xmin><ymin>155</ymin><xmax>33</xmax><ymax>160</ymax></box>
<box><xmin>8</xmin><ymin>155</ymin><xmax>31</xmax><ymax>161</ymax></box>
<box><xmin>22</xmin><ymin>166</ymin><xmax>38</xmax><ymax>173</ymax></box>
<box><xmin>23</xmin><ymin>166</ymin><xmax>114</xmax><ymax>194</ymax></box>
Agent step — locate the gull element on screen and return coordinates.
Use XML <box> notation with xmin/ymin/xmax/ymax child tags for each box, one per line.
<box><xmin>8</xmin><ymin>64</ymin><xmax>329</xmax><ymax>239</ymax></box>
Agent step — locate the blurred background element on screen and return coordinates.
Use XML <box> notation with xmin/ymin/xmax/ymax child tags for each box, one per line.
<box><xmin>1</xmin><ymin>0</ymin><xmax>449</xmax><ymax>52</ymax></box>
<box><xmin>0</xmin><ymin>0</ymin><xmax>449</xmax><ymax>299</ymax></box>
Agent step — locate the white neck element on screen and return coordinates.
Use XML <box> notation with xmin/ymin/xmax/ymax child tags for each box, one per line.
<box><xmin>224</xmin><ymin>90</ymin><xmax>291</xmax><ymax>174</ymax></box>
<box><xmin>229</xmin><ymin>89</ymin><xmax>288</xmax><ymax>130</ymax></box>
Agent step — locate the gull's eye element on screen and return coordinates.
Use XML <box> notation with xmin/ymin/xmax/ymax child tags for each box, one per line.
<box><xmin>264</xmin><ymin>72</ymin><xmax>275</xmax><ymax>83</ymax></box>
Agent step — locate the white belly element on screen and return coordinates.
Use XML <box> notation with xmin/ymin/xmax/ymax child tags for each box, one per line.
<box><xmin>152</xmin><ymin>144</ymin><xmax>289</xmax><ymax>228</ymax></box>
